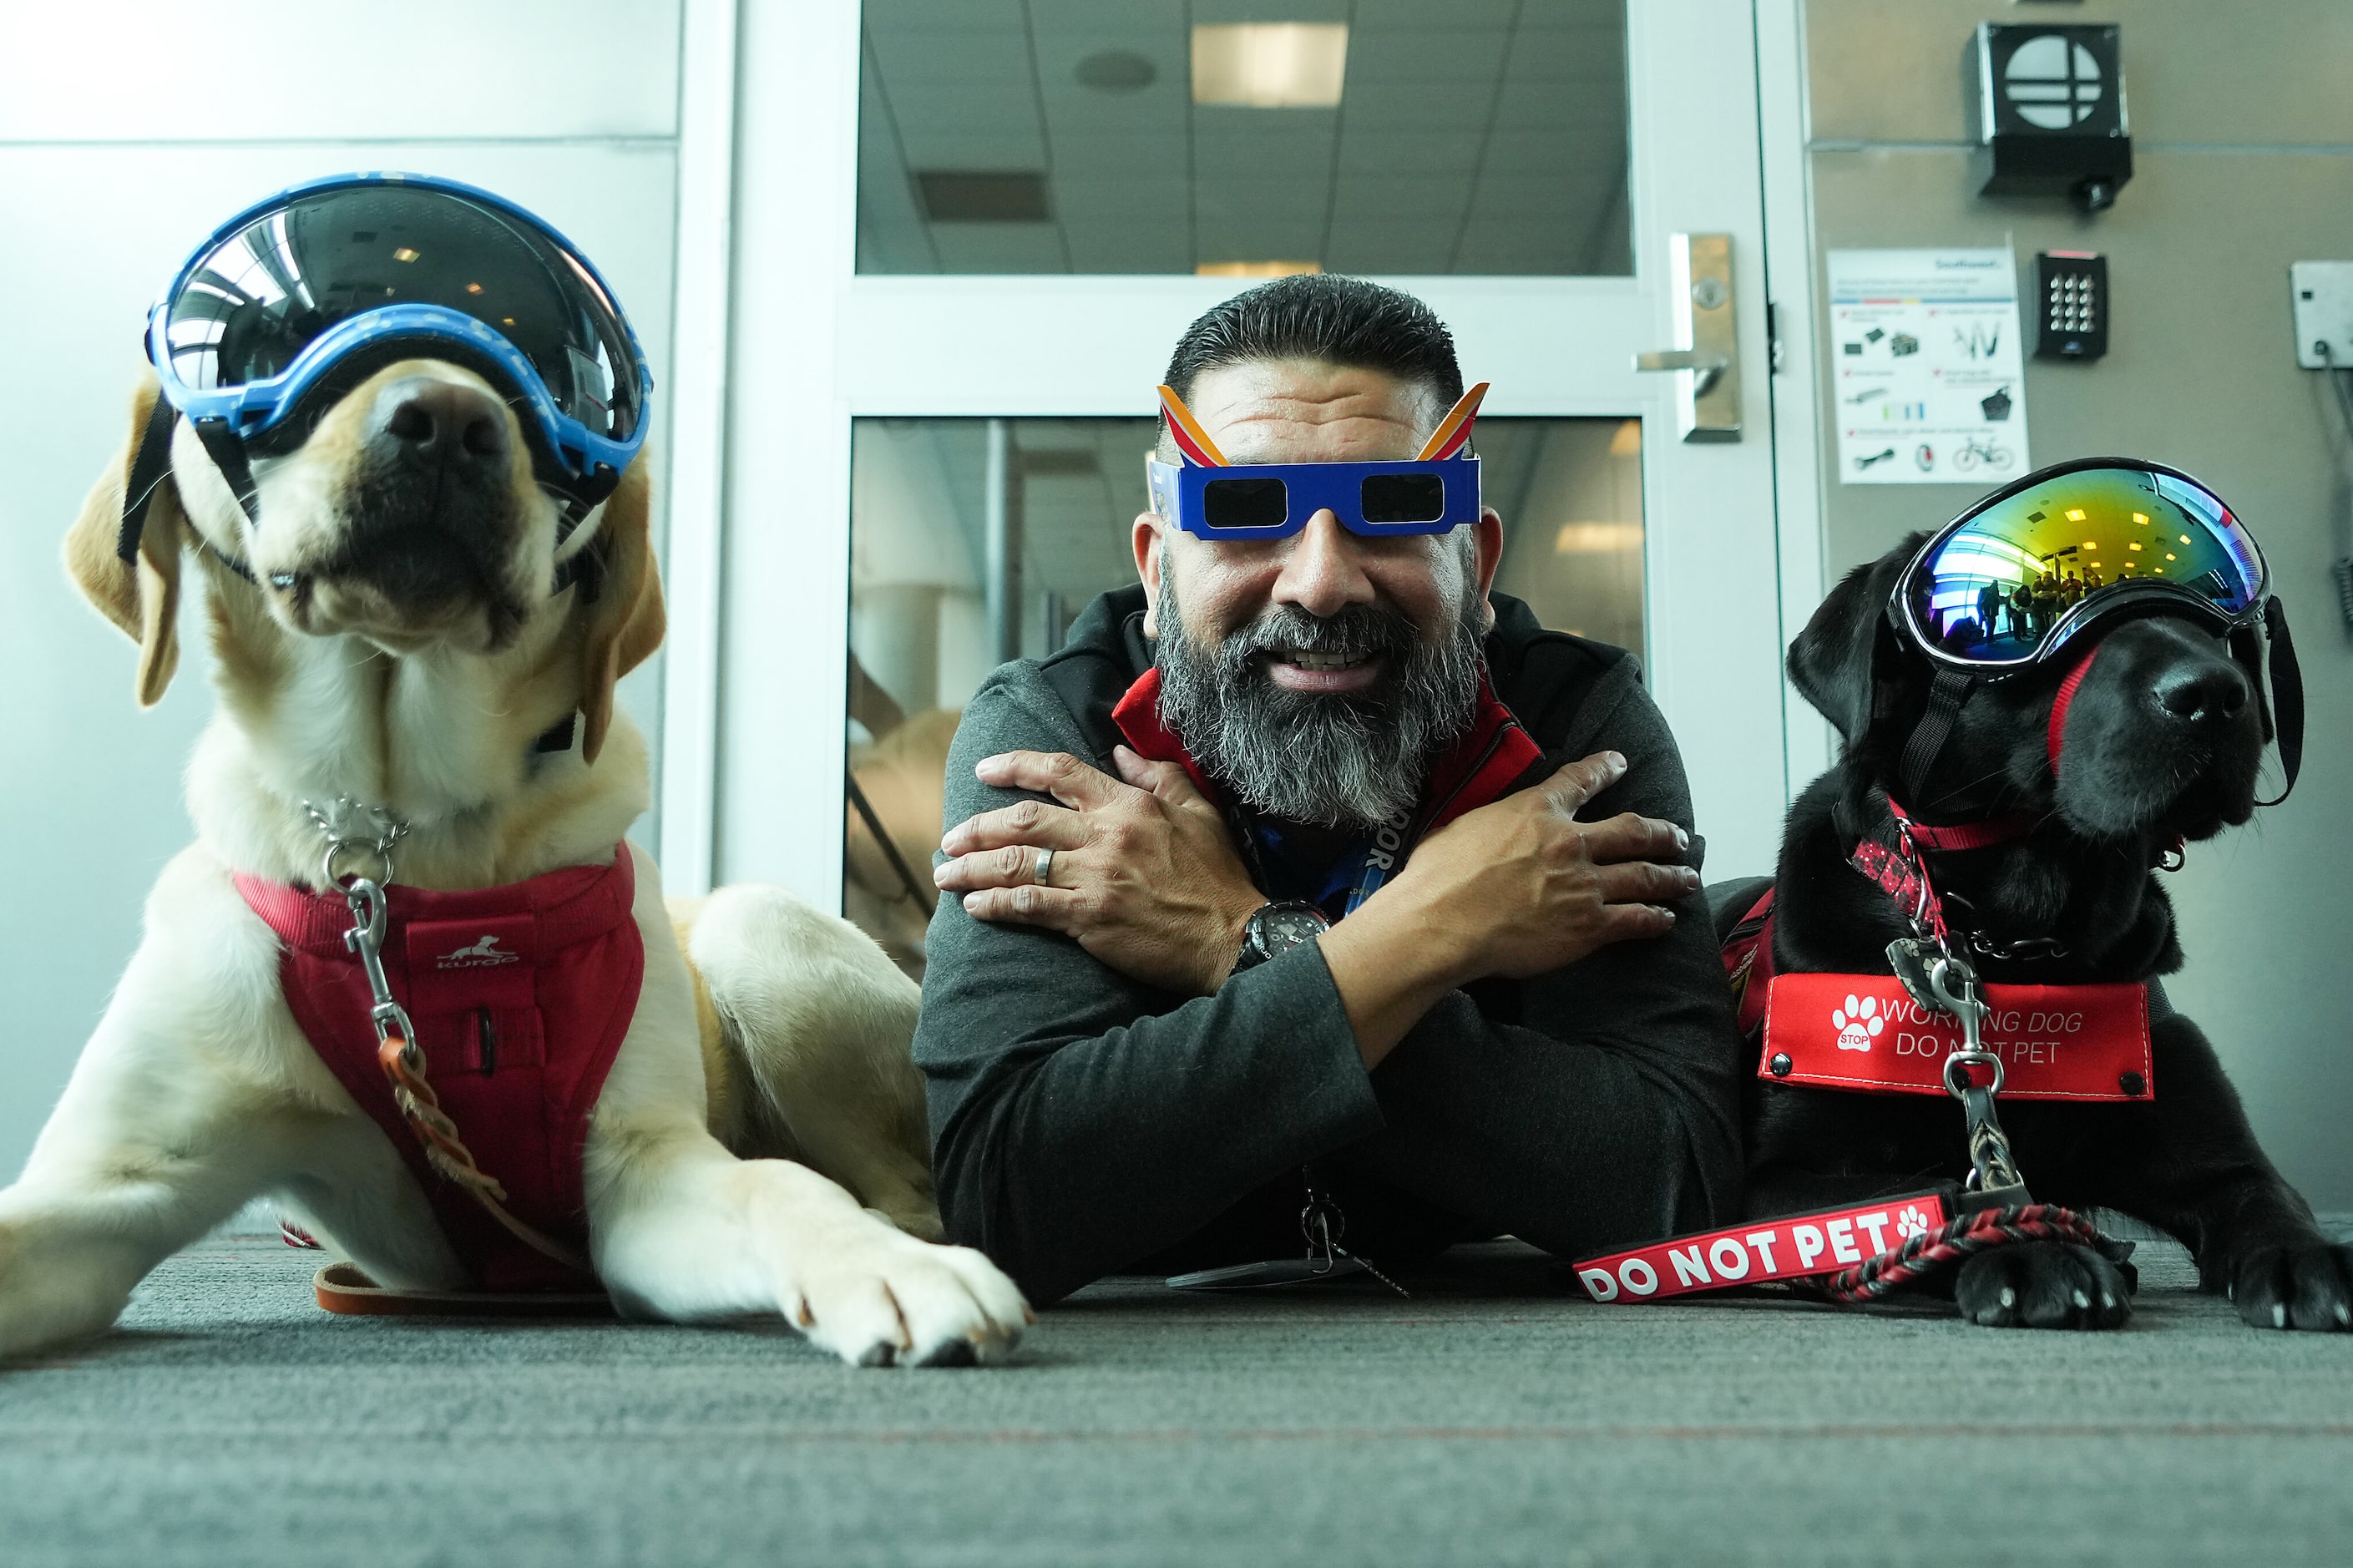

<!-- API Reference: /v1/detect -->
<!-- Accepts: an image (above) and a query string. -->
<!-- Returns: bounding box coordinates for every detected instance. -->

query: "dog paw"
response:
[789,1222,1030,1368]
[1956,1241,2133,1330]
[2227,1242,2353,1332]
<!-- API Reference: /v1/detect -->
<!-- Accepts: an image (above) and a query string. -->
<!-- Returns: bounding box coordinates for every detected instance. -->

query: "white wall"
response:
[0,3,684,1178]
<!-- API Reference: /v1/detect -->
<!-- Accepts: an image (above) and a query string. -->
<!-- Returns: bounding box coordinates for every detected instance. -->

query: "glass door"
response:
[690,0,1792,918]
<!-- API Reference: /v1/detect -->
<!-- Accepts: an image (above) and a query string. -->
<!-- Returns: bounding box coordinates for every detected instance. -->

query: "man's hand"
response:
[1318,751,1697,1066]
[1386,750,1696,983]
[936,746,1266,996]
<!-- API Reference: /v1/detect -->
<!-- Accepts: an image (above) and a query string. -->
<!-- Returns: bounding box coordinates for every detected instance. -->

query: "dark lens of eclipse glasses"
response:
[1199,477,1289,531]
[1906,463,2264,665]
[1359,472,1446,524]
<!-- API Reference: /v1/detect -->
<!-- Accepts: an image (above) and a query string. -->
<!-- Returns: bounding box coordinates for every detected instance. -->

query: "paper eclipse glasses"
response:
[1147,382,1488,540]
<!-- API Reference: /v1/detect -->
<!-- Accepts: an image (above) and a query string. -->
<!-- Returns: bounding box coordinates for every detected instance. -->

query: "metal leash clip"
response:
[1926,952,2032,1208]
[305,797,417,1060]
[1878,835,2037,1213]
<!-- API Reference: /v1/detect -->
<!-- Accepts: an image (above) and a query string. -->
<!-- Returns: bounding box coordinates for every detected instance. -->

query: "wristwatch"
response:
[1233,900,1333,974]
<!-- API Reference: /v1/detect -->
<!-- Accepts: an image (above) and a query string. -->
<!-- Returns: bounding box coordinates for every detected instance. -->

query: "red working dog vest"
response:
[235,847,645,1292]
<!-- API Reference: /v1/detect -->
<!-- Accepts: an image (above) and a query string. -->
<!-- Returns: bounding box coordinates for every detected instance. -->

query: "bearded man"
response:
[916,276,1743,1304]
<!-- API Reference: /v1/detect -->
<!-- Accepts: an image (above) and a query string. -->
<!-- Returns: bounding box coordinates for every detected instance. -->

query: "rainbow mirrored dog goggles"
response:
[1146,382,1488,540]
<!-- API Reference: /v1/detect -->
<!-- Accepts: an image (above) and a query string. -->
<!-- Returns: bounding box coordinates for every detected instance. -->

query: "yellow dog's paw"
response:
[787,1224,1030,1368]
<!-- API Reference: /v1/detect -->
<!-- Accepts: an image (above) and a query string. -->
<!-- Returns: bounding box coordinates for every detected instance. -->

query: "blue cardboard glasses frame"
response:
[1146,453,1483,540]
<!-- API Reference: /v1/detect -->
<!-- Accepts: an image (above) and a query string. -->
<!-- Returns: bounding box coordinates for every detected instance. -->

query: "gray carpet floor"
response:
[3,1222,2350,1567]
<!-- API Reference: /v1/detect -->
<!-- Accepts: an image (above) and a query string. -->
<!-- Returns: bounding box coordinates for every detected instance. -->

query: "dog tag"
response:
[1886,938,1942,1013]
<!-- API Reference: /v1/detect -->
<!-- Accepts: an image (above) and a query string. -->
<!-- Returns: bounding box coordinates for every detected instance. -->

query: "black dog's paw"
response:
[2228,1242,2353,1332]
[1956,1241,2133,1330]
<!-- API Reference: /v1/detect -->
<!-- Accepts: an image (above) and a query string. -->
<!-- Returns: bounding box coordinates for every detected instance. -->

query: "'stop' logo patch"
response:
[1832,994,1884,1052]
[438,933,522,970]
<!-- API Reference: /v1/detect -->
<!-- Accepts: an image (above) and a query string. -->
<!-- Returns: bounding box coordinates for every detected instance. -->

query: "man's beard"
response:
[1154,556,1487,832]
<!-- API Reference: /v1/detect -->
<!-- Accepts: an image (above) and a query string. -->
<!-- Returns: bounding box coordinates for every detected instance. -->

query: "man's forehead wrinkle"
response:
[1216,412,1420,466]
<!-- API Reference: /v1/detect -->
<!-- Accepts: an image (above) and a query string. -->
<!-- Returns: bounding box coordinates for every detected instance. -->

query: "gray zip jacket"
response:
[913,586,1744,1303]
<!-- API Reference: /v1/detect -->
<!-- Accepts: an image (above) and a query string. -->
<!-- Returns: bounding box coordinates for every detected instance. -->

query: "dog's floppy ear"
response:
[1786,534,1926,747]
[63,373,186,707]
[578,458,665,765]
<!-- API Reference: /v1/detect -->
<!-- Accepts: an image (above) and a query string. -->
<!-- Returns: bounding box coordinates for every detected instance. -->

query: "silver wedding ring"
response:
[1033,847,1055,887]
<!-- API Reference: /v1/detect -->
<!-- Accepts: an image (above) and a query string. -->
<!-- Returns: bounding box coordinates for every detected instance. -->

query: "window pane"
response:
[843,415,1643,975]
[857,0,1631,277]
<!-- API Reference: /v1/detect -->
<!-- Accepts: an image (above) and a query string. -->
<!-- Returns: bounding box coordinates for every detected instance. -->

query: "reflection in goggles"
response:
[1912,468,2262,661]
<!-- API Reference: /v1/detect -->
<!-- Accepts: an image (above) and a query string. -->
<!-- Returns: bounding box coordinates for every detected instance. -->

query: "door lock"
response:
[1633,233,1741,442]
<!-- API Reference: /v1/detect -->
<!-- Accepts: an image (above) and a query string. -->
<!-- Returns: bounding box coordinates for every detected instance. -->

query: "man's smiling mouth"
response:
[1263,646,1385,693]
[1284,649,1370,671]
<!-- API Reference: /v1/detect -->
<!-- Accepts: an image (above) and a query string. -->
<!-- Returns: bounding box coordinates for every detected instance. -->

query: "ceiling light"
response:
[2082,540,2097,550]
[2179,534,2192,544]
[1192,23,1348,109]
[1075,49,1156,92]
[2133,512,2148,524]
[2065,508,2086,521]
[1555,522,1644,554]
[2166,552,2176,560]
[465,282,483,294]
[1197,260,1320,278]
[2128,541,2141,550]
[914,171,1051,223]
[392,247,420,262]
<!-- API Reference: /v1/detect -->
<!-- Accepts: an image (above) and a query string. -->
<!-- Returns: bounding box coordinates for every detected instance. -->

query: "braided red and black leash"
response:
[1816,1202,2106,1303]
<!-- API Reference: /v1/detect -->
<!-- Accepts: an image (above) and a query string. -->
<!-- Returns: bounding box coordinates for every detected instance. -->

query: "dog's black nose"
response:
[372,377,509,468]
[2153,661,2249,726]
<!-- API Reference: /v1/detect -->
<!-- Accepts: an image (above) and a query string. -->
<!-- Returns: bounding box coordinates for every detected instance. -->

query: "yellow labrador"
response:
[8,361,1026,1367]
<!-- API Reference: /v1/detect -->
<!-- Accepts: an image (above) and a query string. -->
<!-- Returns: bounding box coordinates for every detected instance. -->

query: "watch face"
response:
[1260,904,1329,954]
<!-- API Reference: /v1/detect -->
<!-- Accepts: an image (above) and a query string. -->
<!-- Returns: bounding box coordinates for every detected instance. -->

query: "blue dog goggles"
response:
[140,172,650,528]
[1147,381,1488,540]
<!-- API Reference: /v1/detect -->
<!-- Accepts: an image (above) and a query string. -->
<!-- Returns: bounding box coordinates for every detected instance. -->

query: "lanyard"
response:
[1245,802,1417,921]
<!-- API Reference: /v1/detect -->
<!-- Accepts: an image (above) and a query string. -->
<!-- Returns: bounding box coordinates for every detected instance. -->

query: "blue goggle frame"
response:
[1147,453,1482,541]
[142,171,651,490]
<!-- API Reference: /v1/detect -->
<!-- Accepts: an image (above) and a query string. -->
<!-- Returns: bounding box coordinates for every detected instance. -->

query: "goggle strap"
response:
[1897,668,1974,807]
[191,417,262,527]
[1155,385,1229,468]
[117,390,181,564]
[2046,641,2103,781]
[2254,598,2303,807]
[1414,382,1489,462]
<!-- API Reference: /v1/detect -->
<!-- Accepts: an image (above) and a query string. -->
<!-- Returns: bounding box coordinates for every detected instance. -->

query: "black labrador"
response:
[1722,532,2351,1331]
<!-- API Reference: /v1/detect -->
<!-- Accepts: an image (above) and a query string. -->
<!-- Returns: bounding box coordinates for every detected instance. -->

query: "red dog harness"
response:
[236,847,644,1292]
[1582,653,2162,1305]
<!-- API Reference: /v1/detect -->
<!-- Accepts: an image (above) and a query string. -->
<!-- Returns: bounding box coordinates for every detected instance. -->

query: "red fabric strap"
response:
[2047,640,2103,779]
[1575,1191,1955,1302]
[1882,793,2034,852]
[1723,891,1777,1039]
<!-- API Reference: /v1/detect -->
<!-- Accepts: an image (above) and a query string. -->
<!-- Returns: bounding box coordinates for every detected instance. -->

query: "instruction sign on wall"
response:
[1829,248,2030,486]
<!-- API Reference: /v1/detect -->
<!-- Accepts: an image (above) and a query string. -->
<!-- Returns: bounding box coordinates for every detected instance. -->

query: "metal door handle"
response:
[1633,350,1731,397]
[1631,233,1741,442]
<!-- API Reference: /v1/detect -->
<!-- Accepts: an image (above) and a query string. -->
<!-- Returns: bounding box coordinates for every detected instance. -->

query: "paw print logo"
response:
[1895,1206,1930,1241]
[1831,994,1885,1052]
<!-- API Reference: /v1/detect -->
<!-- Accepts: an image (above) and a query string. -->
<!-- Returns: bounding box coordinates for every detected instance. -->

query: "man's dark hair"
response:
[1162,274,1464,415]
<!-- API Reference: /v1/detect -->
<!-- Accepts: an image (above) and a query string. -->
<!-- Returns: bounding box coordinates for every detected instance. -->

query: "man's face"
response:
[1131,359,1507,828]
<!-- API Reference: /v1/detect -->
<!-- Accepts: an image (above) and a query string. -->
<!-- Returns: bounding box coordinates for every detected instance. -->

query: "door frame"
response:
[662,0,1831,903]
